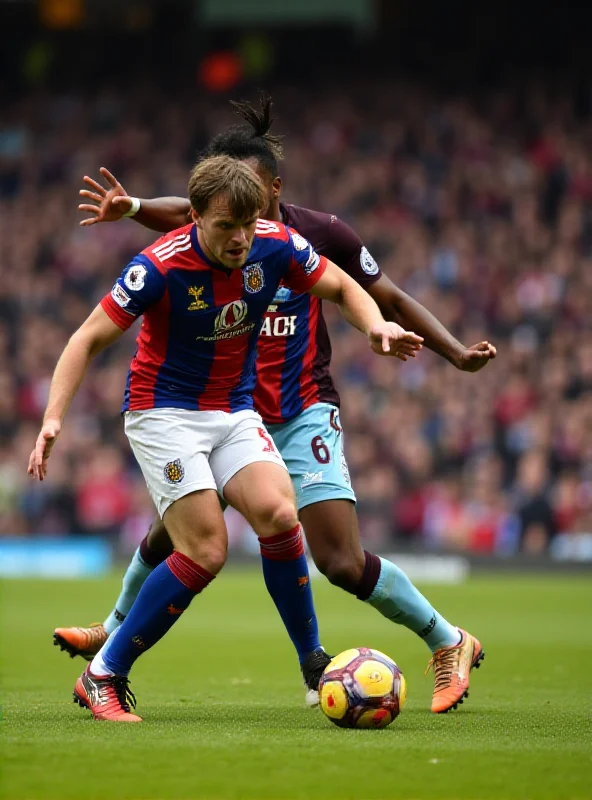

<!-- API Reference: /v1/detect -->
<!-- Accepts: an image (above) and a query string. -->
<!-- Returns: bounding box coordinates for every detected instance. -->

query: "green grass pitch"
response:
[1,570,591,800]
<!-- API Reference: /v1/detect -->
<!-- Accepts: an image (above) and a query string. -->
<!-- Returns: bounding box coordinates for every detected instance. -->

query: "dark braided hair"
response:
[202,92,284,178]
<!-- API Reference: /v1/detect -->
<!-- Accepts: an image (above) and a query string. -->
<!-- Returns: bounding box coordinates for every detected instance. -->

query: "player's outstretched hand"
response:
[457,341,497,372]
[27,421,61,481]
[79,167,132,226]
[369,323,423,360]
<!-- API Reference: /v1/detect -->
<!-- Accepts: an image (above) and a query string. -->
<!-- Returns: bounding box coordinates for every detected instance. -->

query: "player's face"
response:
[192,192,261,269]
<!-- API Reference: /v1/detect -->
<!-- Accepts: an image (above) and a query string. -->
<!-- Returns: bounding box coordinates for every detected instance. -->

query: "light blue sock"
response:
[366,558,460,653]
[103,548,154,635]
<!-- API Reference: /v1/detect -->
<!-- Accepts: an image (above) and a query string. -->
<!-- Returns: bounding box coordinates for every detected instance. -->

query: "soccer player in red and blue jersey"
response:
[56,97,495,714]
[31,155,421,721]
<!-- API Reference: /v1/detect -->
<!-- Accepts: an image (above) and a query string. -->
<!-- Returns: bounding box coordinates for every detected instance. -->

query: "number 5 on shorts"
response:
[257,427,276,453]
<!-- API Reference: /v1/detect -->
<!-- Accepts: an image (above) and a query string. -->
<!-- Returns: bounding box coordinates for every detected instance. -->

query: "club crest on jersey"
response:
[243,263,265,294]
[187,285,208,310]
[360,246,379,276]
[291,232,309,251]
[164,459,185,484]
[124,264,147,291]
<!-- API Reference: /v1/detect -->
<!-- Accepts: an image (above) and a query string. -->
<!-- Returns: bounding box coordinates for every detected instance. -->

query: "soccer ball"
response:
[318,647,406,729]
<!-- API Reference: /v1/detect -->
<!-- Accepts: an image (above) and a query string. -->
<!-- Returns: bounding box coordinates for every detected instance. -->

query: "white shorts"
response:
[124,408,286,517]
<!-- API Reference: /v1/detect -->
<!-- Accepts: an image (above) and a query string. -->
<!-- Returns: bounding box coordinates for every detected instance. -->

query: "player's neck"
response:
[263,199,282,223]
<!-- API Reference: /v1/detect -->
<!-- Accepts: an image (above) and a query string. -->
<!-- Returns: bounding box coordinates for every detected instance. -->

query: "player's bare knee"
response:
[254,499,298,536]
[322,554,363,594]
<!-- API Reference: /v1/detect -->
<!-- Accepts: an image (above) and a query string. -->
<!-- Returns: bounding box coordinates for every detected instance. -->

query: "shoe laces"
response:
[425,646,460,692]
[301,649,333,691]
[99,676,137,712]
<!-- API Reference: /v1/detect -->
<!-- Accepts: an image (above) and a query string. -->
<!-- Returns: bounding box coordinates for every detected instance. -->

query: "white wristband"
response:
[122,197,141,217]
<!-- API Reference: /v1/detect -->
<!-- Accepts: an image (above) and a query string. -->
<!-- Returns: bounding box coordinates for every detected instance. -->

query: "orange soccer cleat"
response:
[73,665,142,722]
[53,623,108,661]
[426,628,485,714]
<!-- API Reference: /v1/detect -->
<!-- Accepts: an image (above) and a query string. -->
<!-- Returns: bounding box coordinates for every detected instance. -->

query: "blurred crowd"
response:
[2,77,592,557]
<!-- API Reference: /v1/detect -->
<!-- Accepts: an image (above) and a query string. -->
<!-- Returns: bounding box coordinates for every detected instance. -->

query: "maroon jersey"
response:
[252,203,382,424]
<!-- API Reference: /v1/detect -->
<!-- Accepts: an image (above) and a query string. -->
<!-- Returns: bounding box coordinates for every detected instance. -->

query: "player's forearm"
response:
[379,289,465,367]
[132,197,192,233]
[43,333,100,424]
[337,280,385,336]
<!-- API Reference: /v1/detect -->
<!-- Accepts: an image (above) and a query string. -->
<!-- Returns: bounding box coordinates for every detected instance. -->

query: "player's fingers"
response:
[382,334,391,353]
[99,167,120,187]
[79,217,98,227]
[83,176,107,195]
[79,189,104,203]
[401,331,424,344]
[27,449,36,476]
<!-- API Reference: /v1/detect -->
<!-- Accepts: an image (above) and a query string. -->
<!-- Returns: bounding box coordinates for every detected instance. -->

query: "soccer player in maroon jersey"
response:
[56,97,494,714]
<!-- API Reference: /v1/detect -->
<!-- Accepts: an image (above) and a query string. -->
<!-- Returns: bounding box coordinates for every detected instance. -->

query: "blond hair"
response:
[188,155,266,219]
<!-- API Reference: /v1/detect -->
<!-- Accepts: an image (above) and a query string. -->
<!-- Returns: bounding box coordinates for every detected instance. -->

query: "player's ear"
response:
[272,177,282,199]
[190,208,201,227]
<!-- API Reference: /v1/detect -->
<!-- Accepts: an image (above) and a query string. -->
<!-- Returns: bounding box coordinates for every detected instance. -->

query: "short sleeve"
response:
[282,229,328,294]
[100,255,166,330]
[326,216,382,288]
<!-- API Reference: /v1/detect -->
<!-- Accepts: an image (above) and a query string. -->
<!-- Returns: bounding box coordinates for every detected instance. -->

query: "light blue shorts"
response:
[267,403,356,510]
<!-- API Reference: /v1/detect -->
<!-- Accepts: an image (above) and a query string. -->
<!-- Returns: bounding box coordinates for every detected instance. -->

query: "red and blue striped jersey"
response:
[100,220,327,413]
[252,203,382,424]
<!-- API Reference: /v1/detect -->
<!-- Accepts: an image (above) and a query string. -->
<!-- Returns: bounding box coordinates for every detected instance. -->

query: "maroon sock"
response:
[355,550,382,601]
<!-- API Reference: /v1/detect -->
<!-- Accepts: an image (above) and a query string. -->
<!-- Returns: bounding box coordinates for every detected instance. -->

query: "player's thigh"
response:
[299,499,365,584]
[162,489,228,574]
[210,411,297,536]
[124,408,220,520]
[268,403,357,513]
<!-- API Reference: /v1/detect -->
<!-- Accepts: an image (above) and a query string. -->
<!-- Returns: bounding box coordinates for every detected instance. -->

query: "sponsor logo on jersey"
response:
[291,232,309,251]
[124,263,147,291]
[304,250,321,275]
[164,458,185,484]
[301,471,324,489]
[187,285,208,310]
[273,286,292,303]
[111,284,131,308]
[260,315,297,337]
[360,246,379,275]
[196,300,256,341]
[243,262,265,294]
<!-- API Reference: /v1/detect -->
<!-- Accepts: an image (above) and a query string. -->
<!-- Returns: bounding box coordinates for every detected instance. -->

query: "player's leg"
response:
[74,409,225,721]
[274,403,484,713]
[211,412,331,700]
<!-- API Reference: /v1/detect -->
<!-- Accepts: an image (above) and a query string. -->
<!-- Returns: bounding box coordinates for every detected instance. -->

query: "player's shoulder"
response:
[283,202,334,230]
[139,224,194,273]
[254,218,290,243]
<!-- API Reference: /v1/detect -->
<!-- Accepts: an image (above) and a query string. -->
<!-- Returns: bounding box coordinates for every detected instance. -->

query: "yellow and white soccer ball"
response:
[318,647,406,729]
